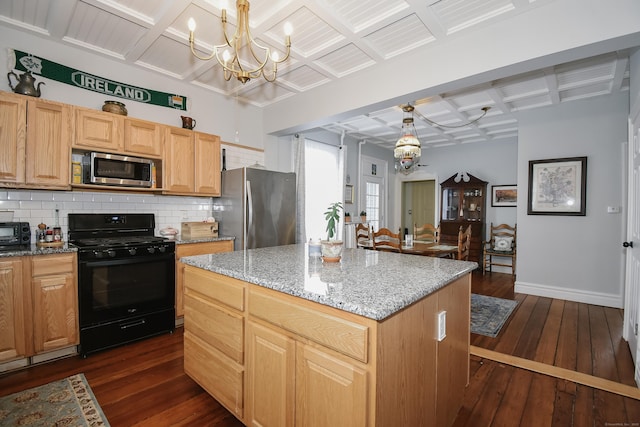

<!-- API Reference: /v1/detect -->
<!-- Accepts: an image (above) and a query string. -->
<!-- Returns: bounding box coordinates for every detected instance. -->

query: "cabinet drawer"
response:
[184,292,244,363]
[31,253,75,277]
[177,240,233,257]
[184,266,244,312]
[184,331,243,419]
[249,288,369,363]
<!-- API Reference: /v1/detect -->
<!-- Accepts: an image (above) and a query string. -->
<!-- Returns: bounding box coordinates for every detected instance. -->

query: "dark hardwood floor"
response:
[1,270,639,426]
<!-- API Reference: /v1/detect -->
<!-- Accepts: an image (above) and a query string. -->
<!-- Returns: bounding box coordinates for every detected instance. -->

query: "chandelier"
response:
[394,105,421,174]
[187,0,292,84]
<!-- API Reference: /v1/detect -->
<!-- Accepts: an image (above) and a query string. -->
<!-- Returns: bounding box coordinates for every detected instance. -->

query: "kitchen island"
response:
[180,244,476,427]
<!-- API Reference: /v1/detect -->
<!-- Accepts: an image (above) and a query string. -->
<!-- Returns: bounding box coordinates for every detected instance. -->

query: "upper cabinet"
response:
[73,107,123,152]
[439,173,487,263]
[73,107,162,158]
[0,92,71,189]
[164,127,221,196]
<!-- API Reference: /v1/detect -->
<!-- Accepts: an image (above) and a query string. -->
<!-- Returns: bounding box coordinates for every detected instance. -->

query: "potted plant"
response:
[321,202,343,262]
[345,212,351,223]
[360,210,367,222]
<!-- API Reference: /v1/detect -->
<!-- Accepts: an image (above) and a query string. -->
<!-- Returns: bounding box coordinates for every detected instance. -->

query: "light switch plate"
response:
[437,311,446,341]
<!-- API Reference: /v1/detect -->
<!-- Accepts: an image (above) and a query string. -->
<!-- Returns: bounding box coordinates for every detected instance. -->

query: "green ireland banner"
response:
[10,49,187,111]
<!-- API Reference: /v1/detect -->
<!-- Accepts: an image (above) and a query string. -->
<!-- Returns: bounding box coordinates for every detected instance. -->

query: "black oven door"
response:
[78,252,175,328]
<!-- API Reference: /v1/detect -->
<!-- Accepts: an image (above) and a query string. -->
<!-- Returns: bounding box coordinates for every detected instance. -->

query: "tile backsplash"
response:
[0,190,213,243]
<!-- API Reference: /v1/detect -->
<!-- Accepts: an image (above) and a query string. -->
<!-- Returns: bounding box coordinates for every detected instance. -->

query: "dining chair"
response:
[457,225,472,261]
[414,223,440,243]
[355,223,371,248]
[372,227,403,253]
[482,223,516,276]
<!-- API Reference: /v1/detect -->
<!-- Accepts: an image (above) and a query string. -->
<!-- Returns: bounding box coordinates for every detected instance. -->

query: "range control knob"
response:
[107,250,116,258]
[158,245,166,253]
[93,250,104,259]
[147,246,155,254]
[128,248,137,255]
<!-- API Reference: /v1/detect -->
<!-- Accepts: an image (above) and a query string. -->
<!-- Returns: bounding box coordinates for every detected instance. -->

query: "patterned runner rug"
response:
[471,293,518,338]
[0,373,109,426]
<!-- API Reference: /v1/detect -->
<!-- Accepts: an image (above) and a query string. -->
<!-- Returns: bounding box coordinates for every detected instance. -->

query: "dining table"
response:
[358,239,459,258]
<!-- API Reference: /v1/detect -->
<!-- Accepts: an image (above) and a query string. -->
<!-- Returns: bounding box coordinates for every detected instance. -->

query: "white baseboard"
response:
[515,280,623,308]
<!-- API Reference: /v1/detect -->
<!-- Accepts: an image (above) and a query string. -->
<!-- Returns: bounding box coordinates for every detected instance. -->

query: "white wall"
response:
[516,92,629,308]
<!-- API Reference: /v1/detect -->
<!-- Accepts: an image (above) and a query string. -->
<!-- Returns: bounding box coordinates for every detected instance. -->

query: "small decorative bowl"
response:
[102,100,128,116]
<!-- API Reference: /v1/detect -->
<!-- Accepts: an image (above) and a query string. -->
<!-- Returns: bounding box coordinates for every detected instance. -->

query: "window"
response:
[304,139,343,241]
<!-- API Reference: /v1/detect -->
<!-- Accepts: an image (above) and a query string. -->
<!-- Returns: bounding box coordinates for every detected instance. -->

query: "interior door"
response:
[624,98,640,385]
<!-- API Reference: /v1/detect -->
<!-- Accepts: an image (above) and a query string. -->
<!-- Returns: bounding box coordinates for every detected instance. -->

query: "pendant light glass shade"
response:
[394,105,421,174]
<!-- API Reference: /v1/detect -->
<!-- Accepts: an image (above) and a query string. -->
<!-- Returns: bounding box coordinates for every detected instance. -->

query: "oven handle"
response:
[120,318,146,330]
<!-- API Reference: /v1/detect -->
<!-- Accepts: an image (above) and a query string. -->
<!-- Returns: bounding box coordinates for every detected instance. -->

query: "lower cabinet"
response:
[0,253,79,366]
[183,266,471,427]
[175,240,234,318]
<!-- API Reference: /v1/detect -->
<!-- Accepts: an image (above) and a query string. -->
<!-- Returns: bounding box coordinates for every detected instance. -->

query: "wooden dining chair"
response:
[372,227,403,253]
[414,223,440,243]
[457,225,472,261]
[482,223,516,276]
[355,223,371,248]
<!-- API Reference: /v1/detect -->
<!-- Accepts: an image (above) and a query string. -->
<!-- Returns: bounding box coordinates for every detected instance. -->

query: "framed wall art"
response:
[527,156,587,216]
[491,185,517,207]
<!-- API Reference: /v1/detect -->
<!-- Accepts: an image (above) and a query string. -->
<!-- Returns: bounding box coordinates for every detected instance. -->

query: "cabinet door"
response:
[176,241,233,318]
[296,344,368,427]
[124,117,162,157]
[194,131,221,196]
[164,127,194,193]
[32,272,78,353]
[0,93,26,184]
[0,258,29,362]
[246,322,295,427]
[25,99,72,187]
[74,107,123,151]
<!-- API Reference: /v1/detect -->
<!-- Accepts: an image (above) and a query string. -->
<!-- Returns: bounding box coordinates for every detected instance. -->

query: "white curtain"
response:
[304,139,343,241]
[294,135,306,244]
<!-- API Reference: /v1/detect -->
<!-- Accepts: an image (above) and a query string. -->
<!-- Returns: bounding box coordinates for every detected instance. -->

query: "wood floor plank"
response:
[493,295,538,355]
[589,305,620,382]
[604,306,637,387]
[513,296,551,360]
[573,384,595,427]
[519,373,556,427]
[490,366,532,426]
[576,302,594,376]
[555,300,578,371]
[534,299,564,365]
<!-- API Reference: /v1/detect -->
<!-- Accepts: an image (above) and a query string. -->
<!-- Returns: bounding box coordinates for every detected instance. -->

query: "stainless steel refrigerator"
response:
[214,167,296,251]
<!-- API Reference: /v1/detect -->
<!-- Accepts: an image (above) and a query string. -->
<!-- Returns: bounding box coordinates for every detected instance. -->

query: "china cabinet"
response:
[439,173,487,263]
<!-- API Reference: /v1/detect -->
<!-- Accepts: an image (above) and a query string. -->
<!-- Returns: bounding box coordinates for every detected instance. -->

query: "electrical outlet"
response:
[437,311,446,341]
[607,206,620,214]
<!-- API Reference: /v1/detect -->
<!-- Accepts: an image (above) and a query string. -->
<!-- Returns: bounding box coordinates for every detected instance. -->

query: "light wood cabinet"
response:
[164,127,221,196]
[74,108,163,158]
[31,253,78,354]
[74,107,123,152]
[183,268,246,419]
[183,265,471,427]
[0,92,71,189]
[124,117,163,157]
[0,258,29,362]
[0,253,78,365]
[175,240,233,318]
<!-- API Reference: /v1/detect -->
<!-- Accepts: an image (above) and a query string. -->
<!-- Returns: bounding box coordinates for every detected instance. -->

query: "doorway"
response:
[401,180,437,235]
[360,155,387,232]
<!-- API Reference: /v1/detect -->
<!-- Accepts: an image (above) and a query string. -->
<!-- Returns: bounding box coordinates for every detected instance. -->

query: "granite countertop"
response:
[0,243,78,258]
[181,244,477,321]
[174,236,235,245]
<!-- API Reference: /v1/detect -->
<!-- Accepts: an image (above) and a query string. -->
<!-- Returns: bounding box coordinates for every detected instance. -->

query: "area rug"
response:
[0,373,110,426]
[471,294,518,338]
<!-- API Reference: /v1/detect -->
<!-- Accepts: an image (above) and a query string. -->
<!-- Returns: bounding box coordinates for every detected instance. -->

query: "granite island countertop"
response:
[180,244,477,321]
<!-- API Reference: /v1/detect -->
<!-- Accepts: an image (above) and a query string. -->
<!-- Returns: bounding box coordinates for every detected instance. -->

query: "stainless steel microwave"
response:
[82,152,153,187]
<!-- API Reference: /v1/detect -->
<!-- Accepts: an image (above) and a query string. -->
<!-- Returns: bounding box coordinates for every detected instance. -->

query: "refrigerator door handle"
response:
[246,179,253,250]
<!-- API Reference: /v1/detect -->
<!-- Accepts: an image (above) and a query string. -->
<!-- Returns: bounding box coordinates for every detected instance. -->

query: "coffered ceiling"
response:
[0,0,633,150]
